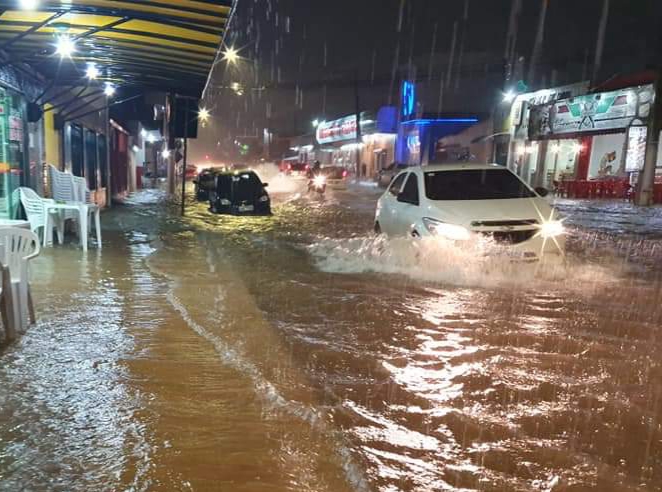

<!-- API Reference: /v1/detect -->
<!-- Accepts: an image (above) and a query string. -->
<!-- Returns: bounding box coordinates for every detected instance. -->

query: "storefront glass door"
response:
[0,87,26,218]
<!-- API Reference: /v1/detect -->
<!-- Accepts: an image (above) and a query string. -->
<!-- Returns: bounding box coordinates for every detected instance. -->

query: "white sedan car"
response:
[374,164,565,260]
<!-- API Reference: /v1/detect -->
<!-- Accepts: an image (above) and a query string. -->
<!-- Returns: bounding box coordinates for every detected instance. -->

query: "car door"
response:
[395,172,421,236]
[379,171,408,235]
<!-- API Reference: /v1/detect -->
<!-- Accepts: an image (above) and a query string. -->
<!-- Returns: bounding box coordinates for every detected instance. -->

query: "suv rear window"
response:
[424,169,535,200]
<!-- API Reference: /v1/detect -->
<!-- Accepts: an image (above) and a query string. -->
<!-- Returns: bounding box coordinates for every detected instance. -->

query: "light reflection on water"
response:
[0,188,661,491]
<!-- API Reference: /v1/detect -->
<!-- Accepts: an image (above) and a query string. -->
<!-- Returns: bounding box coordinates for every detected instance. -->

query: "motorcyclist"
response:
[308,160,325,193]
[309,160,322,178]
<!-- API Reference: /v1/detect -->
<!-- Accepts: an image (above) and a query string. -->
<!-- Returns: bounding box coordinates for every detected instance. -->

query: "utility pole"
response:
[181,97,189,216]
[527,0,549,88]
[105,97,112,208]
[635,76,662,206]
[592,0,610,83]
[354,69,362,178]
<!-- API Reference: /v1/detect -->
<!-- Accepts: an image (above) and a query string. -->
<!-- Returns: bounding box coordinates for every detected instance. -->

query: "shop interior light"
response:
[140,129,147,138]
[132,145,140,153]
[19,0,38,10]
[85,63,99,80]
[550,143,561,154]
[103,83,116,97]
[147,134,156,143]
[312,119,319,128]
[55,34,75,58]
[573,143,584,154]
[161,148,171,158]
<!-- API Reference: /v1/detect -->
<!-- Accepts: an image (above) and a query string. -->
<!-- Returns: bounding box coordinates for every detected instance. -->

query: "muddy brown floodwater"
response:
[1,179,662,492]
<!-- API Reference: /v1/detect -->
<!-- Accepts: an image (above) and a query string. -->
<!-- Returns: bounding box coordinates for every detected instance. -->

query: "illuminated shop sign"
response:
[401,80,416,120]
[529,84,654,138]
[316,113,373,144]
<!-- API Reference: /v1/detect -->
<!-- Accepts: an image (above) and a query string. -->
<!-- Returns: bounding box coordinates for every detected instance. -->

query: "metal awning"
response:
[0,0,235,96]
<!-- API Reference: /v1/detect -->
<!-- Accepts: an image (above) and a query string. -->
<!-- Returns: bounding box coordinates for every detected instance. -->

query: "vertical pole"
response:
[105,97,111,208]
[635,78,661,206]
[181,98,189,216]
[165,94,175,196]
[592,0,610,83]
[354,69,362,178]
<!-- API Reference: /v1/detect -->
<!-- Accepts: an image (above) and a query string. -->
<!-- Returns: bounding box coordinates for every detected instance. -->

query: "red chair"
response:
[576,180,589,199]
[654,183,662,204]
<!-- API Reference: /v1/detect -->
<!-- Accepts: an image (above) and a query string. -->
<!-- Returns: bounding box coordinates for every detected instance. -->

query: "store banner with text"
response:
[529,84,654,139]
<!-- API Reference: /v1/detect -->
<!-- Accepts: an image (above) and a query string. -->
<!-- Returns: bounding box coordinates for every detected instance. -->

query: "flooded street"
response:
[2,181,662,491]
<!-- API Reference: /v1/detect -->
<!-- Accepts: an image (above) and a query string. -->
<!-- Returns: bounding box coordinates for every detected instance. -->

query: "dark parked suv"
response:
[209,170,271,215]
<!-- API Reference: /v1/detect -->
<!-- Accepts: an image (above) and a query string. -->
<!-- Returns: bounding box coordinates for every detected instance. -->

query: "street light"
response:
[222,46,239,64]
[19,0,38,9]
[162,148,171,158]
[198,107,210,123]
[85,63,99,80]
[55,34,75,58]
[103,82,115,97]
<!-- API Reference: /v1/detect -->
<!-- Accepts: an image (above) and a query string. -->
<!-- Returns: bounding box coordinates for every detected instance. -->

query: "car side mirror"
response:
[262,182,269,187]
[534,186,549,197]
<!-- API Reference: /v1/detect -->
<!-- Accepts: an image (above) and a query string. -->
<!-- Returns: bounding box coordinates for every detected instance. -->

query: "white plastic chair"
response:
[19,187,64,246]
[0,262,17,342]
[48,164,77,222]
[72,176,102,250]
[0,229,40,333]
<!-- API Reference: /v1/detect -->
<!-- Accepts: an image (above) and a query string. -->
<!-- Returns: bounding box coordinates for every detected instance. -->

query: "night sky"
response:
[194,0,661,161]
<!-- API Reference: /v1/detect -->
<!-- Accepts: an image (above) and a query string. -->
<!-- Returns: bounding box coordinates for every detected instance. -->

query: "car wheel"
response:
[374,222,382,234]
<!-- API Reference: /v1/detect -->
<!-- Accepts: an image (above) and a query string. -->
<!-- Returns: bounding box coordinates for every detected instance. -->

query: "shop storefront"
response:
[0,75,45,218]
[314,108,397,178]
[517,82,658,199]
[504,82,589,185]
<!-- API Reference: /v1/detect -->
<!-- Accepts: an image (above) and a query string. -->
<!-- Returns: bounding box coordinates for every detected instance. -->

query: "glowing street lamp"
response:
[198,107,210,123]
[161,148,171,159]
[85,63,99,80]
[55,34,75,58]
[222,46,239,64]
[103,82,115,97]
[19,0,38,10]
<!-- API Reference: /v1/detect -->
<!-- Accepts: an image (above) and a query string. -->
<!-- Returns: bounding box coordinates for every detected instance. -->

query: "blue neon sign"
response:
[402,81,416,119]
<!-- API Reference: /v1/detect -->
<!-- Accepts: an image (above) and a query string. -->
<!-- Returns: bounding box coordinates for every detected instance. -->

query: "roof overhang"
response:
[0,0,235,97]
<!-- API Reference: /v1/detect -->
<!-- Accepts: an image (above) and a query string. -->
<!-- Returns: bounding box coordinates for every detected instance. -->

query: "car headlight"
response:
[313,175,326,187]
[422,217,471,240]
[259,194,269,202]
[539,220,564,238]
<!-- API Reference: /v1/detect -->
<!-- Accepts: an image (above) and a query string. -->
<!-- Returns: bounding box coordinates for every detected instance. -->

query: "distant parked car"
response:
[209,170,271,215]
[280,161,309,176]
[320,166,349,189]
[194,168,220,201]
[376,162,409,187]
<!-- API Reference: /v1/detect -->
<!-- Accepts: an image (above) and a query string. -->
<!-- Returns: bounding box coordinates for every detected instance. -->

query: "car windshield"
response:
[424,169,536,200]
[233,173,262,201]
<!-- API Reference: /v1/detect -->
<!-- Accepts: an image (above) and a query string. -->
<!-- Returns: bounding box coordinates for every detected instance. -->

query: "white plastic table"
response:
[0,219,30,229]
[43,202,101,251]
